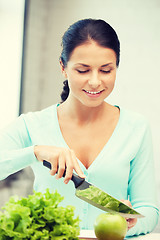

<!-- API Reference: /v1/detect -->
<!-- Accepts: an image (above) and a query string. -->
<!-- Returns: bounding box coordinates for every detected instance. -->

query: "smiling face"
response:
[61,41,117,108]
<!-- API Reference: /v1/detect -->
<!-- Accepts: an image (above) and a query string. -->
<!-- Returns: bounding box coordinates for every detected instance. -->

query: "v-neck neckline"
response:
[53,104,122,171]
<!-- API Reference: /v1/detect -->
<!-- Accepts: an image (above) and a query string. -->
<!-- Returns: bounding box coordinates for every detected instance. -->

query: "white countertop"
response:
[127,233,160,240]
[79,230,160,239]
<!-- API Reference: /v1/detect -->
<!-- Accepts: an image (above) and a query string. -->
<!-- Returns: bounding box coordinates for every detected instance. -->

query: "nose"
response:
[88,72,101,89]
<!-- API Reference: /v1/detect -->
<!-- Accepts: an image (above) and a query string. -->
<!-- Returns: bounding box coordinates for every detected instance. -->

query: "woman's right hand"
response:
[34,145,85,184]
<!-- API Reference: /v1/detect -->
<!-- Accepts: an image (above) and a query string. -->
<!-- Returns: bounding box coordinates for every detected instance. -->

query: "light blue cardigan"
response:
[0,104,159,237]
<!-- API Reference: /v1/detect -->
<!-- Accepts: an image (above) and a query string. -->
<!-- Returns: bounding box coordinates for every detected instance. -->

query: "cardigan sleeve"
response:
[126,121,159,237]
[0,115,37,180]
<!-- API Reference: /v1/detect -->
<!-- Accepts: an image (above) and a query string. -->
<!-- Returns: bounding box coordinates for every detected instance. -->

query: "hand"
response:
[34,145,86,184]
[120,200,137,230]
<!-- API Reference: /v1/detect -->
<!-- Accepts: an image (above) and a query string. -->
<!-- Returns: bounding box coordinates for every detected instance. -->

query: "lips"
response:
[83,89,104,95]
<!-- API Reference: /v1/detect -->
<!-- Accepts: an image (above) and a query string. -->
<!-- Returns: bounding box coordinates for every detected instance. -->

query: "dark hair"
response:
[60,18,120,102]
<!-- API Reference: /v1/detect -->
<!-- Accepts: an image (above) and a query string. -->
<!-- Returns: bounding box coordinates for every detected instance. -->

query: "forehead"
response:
[68,41,117,66]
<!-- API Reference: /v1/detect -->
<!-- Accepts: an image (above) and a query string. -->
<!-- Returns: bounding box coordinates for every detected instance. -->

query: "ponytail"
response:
[60,80,70,102]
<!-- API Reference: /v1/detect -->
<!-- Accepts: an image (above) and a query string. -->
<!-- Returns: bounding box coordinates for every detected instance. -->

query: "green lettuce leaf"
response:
[0,189,80,239]
[76,185,138,214]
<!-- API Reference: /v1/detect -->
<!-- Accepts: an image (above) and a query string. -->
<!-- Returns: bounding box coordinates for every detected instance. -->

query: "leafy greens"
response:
[0,189,80,240]
[76,185,138,215]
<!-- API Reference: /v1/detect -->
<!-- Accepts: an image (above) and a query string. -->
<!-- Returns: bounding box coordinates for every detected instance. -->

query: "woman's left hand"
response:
[120,200,137,230]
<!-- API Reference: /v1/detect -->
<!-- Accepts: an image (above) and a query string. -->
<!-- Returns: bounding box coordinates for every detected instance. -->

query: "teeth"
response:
[85,90,102,94]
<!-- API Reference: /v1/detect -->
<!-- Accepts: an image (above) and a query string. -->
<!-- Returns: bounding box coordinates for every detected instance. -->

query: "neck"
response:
[58,98,108,124]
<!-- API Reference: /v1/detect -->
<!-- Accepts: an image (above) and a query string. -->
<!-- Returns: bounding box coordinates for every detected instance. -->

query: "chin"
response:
[81,99,105,108]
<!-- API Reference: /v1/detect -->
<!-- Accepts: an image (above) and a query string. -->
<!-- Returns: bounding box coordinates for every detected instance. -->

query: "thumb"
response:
[71,150,86,178]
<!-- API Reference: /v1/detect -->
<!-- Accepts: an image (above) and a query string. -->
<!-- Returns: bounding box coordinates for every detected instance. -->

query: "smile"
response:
[83,90,104,95]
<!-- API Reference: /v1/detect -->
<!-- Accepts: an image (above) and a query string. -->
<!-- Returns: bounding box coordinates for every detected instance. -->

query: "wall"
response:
[0,0,24,129]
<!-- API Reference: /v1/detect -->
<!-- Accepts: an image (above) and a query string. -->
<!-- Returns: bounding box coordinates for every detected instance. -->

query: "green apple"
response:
[94,213,128,240]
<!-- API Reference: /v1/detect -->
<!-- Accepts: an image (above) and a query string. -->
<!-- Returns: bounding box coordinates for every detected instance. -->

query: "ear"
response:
[60,60,68,78]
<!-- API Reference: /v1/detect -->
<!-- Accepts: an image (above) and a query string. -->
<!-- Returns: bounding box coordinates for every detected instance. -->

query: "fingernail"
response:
[64,180,68,184]
[80,174,86,178]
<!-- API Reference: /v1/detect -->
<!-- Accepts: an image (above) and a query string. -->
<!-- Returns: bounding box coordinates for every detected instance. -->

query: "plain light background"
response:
[0,0,24,129]
[0,0,159,229]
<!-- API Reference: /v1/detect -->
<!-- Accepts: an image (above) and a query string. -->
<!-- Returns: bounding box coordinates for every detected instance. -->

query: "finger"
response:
[120,199,132,207]
[127,218,137,230]
[56,153,66,179]
[63,150,74,184]
[50,159,58,176]
[71,150,86,178]
[125,200,132,207]
[64,166,73,184]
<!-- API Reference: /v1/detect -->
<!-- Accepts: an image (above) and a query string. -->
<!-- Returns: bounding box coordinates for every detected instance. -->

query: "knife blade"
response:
[43,160,144,218]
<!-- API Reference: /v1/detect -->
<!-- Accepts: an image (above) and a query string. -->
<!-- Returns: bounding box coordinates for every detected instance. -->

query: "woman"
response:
[0,19,159,237]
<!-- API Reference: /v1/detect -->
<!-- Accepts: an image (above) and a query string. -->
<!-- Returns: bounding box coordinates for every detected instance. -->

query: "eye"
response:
[100,70,111,74]
[76,69,89,74]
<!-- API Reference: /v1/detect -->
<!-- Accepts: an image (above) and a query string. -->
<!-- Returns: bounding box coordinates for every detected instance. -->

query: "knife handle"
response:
[43,160,85,188]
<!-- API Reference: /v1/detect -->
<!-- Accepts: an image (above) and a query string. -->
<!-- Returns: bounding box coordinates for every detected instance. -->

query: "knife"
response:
[43,160,144,218]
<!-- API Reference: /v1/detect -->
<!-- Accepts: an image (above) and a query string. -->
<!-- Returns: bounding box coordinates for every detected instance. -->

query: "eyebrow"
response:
[75,63,113,67]
[101,63,113,67]
[75,63,89,67]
